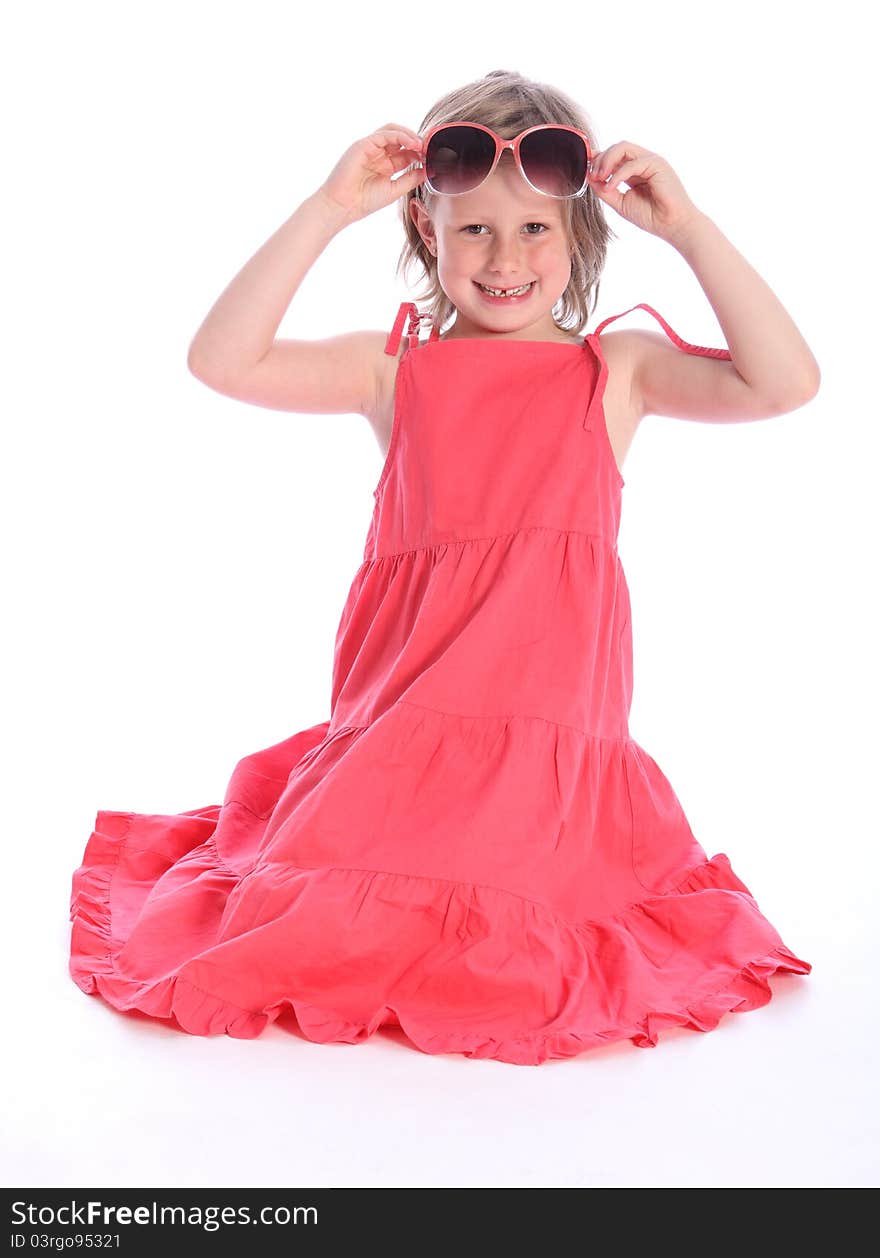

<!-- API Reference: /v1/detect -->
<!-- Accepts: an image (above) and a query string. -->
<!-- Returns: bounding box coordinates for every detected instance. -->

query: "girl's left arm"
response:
[589,144,821,422]
[665,211,822,412]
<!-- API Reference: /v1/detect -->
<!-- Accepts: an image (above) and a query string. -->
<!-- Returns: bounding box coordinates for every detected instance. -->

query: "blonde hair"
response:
[396,69,616,337]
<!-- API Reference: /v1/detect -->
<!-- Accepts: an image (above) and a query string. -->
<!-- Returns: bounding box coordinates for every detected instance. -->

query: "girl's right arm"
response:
[187,124,425,420]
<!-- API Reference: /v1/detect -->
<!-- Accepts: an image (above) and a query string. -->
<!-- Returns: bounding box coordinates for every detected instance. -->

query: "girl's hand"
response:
[588,142,702,244]
[317,124,426,224]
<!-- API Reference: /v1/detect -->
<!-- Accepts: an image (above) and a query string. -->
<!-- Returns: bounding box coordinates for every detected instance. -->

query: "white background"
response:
[3,0,878,1189]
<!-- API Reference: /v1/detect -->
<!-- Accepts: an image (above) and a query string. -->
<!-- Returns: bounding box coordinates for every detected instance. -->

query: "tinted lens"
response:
[520,127,587,197]
[425,125,496,194]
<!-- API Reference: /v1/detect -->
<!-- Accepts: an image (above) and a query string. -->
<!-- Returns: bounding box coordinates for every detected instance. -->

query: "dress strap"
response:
[384,301,440,356]
[581,302,732,430]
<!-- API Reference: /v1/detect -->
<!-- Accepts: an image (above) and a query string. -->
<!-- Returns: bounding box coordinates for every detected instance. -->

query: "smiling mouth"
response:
[473,280,536,297]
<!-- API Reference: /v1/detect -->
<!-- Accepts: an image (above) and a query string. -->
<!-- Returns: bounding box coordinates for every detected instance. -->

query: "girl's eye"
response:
[462,223,548,235]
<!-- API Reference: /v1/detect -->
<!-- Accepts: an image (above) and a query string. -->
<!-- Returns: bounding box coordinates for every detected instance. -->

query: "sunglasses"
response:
[418,122,594,200]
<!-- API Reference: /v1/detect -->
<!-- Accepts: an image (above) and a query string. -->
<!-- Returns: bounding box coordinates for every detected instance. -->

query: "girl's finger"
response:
[591,143,646,183]
[591,146,624,179]
[388,148,420,169]
[592,158,639,187]
[378,126,424,151]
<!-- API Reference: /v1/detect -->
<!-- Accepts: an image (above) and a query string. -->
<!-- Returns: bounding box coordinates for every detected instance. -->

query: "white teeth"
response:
[478,281,533,297]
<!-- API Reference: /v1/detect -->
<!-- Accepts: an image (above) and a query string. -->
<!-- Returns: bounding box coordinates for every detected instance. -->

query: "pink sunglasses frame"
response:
[416,121,595,200]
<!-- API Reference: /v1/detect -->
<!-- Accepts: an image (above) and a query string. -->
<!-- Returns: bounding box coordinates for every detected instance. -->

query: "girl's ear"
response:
[409,196,437,257]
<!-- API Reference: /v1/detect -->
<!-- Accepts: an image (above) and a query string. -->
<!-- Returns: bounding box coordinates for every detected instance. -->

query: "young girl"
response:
[69,71,818,1067]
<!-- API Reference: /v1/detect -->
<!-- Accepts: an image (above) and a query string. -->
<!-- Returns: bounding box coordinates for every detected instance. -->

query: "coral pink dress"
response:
[69,300,811,1066]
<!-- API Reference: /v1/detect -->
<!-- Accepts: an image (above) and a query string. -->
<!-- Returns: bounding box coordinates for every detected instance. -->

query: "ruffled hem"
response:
[72,943,810,1068]
[70,813,811,1067]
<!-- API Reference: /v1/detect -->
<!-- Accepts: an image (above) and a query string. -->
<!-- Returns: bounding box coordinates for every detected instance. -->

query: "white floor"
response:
[4,814,874,1188]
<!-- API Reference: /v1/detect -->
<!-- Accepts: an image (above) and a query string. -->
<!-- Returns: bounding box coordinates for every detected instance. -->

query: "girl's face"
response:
[410,152,574,339]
